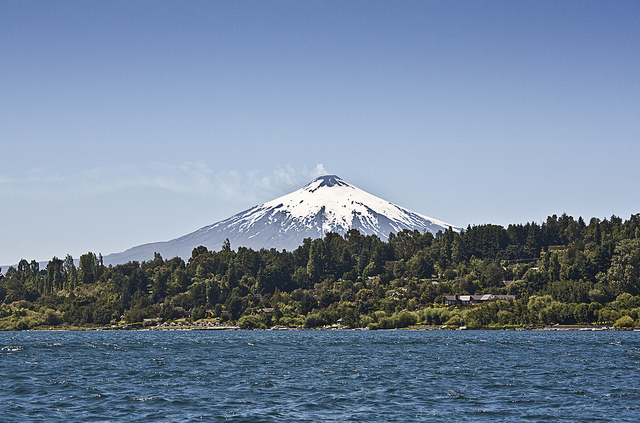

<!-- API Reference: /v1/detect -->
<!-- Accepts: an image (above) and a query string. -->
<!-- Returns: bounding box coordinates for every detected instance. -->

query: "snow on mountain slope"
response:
[102,175,460,265]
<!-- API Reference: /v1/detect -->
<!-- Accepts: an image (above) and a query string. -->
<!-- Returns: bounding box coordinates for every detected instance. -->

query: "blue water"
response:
[1,330,638,422]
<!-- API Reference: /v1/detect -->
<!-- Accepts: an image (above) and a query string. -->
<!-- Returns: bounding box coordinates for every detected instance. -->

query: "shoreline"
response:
[7,323,639,332]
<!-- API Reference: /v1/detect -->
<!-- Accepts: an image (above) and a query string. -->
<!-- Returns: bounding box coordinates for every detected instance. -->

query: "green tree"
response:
[46,257,64,293]
[614,315,634,328]
[608,239,640,295]
[79,252,101,285]
[63,255,77,290]
[307,239,325,284]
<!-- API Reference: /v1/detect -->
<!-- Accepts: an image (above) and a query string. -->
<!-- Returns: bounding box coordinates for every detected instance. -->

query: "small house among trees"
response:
[443,294,516,306]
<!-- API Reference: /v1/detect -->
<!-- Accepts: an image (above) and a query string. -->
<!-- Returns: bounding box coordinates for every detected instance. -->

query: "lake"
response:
[1,330,638,422]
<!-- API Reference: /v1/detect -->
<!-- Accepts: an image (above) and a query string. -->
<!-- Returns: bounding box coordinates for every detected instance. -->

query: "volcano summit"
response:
[103,175,460,265]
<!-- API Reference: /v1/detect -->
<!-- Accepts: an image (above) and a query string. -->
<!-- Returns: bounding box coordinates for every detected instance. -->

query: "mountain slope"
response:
[103,175,460,265]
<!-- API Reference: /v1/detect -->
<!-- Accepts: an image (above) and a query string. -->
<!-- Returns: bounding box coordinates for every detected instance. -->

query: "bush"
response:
[445,315,461,327]
[394,310,418,328]
[359,315,373,328]
[43,309,62,326]
[614,315,635,328]
[16,318,30,331]
[238,315,265,329]
[123,307,148,323]
[191,306,206,321]
[465,318,482,329]
[278,316,304,327]
[371,311,418,329]
[304,312,327,328]
[92,307,114,325]
[378,316,395,329]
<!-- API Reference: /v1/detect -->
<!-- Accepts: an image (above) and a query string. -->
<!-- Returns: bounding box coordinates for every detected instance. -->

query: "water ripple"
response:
[1,330,639,421]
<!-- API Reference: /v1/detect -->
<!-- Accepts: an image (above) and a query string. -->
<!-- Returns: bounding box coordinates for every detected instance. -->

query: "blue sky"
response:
[1,1,639,265]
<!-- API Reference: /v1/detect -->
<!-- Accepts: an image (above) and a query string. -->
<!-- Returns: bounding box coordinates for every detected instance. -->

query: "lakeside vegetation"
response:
[1,213,640,331]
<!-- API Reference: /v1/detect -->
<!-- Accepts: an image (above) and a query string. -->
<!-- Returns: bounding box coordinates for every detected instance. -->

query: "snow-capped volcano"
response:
[103,175,460,265]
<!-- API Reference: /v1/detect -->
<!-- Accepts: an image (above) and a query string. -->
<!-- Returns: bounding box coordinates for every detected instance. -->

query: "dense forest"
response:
[1,213,640,331]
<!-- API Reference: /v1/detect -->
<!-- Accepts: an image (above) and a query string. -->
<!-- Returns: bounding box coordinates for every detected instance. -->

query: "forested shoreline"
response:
[1,213,640,331]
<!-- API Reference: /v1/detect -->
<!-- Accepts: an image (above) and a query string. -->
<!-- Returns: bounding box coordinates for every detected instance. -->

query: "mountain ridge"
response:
[102,175,460,265]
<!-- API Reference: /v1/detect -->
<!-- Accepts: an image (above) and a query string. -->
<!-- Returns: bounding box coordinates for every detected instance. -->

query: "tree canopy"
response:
[1,213,640,330]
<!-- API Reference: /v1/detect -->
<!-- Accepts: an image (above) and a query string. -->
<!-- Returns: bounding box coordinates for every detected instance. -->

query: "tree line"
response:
[1,213,639,330]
